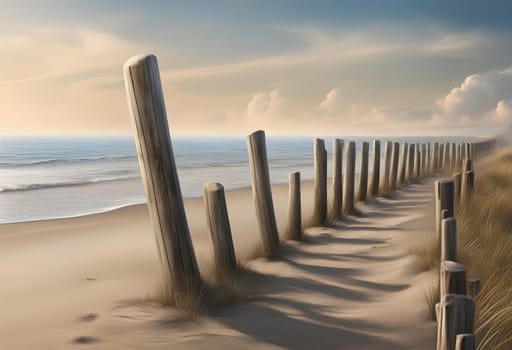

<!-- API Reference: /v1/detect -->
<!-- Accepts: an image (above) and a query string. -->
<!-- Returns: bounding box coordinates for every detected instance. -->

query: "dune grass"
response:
[414,148,512,349]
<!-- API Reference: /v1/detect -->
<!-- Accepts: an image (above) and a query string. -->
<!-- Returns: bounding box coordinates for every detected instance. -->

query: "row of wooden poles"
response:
[434,138,496,350]
[123,53,496,307]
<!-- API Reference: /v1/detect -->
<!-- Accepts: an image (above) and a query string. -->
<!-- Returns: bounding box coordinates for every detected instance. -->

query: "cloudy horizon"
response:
[1,0,512,137]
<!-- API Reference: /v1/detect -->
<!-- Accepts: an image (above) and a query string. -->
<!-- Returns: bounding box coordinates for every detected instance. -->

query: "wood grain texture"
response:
[398,142,408,186]
[332,139,344,219]
[247,130,280,257]
[123,54,201,295]
[380,141,392,192]
[455,334,475,350]
[440,261,467,299]
[441,218,457,263]
[389,142,399,191]
[203,182,237,272]
[313,138,327,224]
[369,140,381,196]
[437,294,475,350]
[343,141,356,215]
[287,171,302,240]
[358,141,369,201]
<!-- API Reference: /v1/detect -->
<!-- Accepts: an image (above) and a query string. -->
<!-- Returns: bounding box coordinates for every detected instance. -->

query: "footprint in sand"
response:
[72,336,99,344]
[79,313,98,322]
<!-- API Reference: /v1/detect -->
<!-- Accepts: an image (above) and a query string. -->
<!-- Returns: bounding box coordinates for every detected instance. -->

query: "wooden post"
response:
[456,334,476,350]
[369,140,381,196]
[421,143,427,178]
[440,261,467,299]
[451,143,456,170]
[389,142,400,191]
[441,218,457,262]
[440,144,445,171]
[287,172,302,240]
[456,144,461,170]
[443,142,450,171]
[343,141,356,215]
[427,142,431,176]
[332,139,344,218]
[358,141,369,201]
[437,294,475,350]
[398,142,408,186]
[406,143,416,183]
[203,182,237,272]
[124,54,201,298]
[247,130,280,257]
[461,170,475,204]
[313,138,327,224]
[433,142,440,173]
[436,179,455,237]
[467,278,480,298]
[453,173,461,201]
[380,141,392,193]
[414,144,421,181]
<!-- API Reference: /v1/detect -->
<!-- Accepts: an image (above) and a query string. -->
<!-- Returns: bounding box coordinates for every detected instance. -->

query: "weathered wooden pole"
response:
[380,141,392,193]
[332,139,344,218]
[451,143,456,170]
[358,141,369,202]
[427,142,432,176]
[247,130,280,257]
[441,218,457,262]
[414,144,421,181]
[453,172,461,202]
[435,179,455,237]
[398,142,408,186]
[369,140,381,196]
[443,142,450,171]
[440,261,467,299]
[456,144,461,170]
[437,294,475,350]
[287,171,302,240]
[389,142,400,191]
[313,138,327,225]
[421,143,427,178]
[467,278,480,298]
[203,182,237,272]
[406,143,416,183]
[439,143,445,171]
[455,334,476,350]
[461,171,474,204]
[343,141,356,215]
[433,142,440,173]
[124,54,201,298]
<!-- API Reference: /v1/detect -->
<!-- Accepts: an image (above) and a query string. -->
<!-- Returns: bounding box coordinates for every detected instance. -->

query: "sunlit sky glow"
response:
[1,0,512,137]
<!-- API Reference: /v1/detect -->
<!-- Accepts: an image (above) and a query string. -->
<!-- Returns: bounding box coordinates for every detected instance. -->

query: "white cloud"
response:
[435,67,512,126]
[318,89,339,111]
[246,89,283,128]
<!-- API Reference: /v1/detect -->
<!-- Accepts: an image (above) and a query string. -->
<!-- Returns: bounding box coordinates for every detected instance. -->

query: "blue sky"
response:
[1,0,512,136]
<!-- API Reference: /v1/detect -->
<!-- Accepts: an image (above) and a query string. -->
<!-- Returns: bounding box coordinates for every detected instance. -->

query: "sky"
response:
[1,0,512,137]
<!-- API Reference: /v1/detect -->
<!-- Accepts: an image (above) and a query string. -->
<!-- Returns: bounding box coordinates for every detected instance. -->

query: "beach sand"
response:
[0,179,437,349]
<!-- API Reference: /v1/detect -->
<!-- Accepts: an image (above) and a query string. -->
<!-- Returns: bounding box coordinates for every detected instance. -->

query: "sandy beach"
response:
[0,178,437,349]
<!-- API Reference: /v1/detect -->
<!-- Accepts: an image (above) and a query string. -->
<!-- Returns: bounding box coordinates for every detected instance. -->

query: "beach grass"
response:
[414,148,512,349]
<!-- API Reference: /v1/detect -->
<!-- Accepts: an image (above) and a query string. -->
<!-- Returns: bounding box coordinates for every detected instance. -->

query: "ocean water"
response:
[0,135,475,223]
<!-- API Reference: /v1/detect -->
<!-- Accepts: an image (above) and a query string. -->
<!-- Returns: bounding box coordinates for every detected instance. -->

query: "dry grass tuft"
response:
[413,148,512,349]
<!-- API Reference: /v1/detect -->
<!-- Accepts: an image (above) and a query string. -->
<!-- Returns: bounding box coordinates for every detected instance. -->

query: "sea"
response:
[0,135,476,224]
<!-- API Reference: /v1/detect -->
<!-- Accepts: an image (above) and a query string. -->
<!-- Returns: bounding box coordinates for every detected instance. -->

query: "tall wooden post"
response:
[124,54,201,298]
[414,144,421,181]
[398,142,408,186]
[406,143,415,183]
[439,144,445,171]
[433,142,439,173]
[427,142,431,176]
[380,141,392,193]
[332,139,344,218]
[453,173,461,201]
[247,130,280,257]
[437,294,475,350]
[343,141,356,215]
[461,171,475,204]
[456,334,475,350]
[313,138,327,224]
[389,142,400,191]
[369,140,381,196]
[441,218,457,262]
[358,141,369,201]
[203,182,237,272]
[435,179,455,237]
[440,261,467,298]
[287,172,302,240]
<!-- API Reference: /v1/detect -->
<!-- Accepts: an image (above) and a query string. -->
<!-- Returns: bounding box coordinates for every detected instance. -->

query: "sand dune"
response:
[0,179,437,349]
